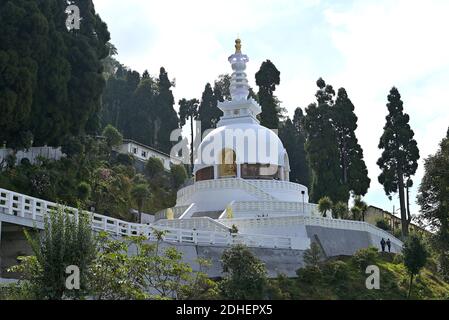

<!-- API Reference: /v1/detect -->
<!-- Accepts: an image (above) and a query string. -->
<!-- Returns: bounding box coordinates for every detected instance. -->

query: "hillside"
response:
[269,250,449,300]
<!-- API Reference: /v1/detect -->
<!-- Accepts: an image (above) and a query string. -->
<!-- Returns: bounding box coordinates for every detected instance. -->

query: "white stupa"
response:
[154,39,402,254]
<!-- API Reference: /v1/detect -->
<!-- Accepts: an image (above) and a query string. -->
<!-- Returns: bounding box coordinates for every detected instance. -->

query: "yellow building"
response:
[365,205,428,235]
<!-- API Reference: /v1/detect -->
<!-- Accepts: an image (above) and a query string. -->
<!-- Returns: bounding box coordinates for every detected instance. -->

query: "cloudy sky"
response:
[93,0,449,216]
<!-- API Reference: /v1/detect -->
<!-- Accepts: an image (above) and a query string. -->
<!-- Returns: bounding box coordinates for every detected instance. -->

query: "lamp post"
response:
[301,190,305,214]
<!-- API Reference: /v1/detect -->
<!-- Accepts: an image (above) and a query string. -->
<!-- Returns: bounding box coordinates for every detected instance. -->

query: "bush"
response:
[322,260,351,284]
[353,247,379,272]
[146,157,165,178]
[77,182,91,201]
[171,164,188,188]
[116,153,134,166]
[102,124,123,148]
[376,218,391,231]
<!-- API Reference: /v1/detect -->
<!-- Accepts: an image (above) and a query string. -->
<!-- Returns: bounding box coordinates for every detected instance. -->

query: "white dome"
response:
[193,122,288,174]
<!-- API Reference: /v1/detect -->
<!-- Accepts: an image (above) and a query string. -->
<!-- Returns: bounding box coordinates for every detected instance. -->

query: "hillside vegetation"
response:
[270,249,449,300]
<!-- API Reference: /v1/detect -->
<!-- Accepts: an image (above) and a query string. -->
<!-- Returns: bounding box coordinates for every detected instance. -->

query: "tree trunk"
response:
[397,170,408,237]
[406,183,412,231]
[190,117,194,173]
[408,274,414,299]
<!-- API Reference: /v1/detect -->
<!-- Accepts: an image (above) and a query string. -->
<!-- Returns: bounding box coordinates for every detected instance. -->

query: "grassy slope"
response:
[270,252,449,300]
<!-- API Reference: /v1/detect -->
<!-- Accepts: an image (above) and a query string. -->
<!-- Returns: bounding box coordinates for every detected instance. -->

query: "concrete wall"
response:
[0,223,35,279]
[0,223,402,280]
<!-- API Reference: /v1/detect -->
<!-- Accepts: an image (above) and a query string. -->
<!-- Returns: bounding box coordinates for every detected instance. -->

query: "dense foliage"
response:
[100,65,179,154]
[303,79,370,203]
[0,0,110,149]
[418,129,449,281]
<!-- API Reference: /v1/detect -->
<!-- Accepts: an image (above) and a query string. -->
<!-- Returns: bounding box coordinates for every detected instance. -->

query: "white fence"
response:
[0,147,64,166]
[0,188,297,250]
[230,201,321,217]
[218,215,403,248]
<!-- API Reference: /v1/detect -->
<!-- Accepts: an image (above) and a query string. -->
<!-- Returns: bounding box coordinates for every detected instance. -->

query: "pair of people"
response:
[380,238,392,253]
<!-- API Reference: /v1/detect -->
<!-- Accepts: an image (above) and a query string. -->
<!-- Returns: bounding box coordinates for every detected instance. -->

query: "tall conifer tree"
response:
[333,88,370,199]
[198,83,222,136]
[255,60,281,129]
[377,87,420,237]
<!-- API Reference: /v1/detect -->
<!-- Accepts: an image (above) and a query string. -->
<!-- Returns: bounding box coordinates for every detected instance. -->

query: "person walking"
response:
[386,239,392,253]
[380,238,386,252]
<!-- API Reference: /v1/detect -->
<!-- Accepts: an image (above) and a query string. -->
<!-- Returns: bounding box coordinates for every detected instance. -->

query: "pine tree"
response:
[303,79,346,203]
[0,0,110,148]
[333,88,370,199]
[155,67,179,153]
[255,60,281,129]
[198,83,222,136]
[377,87,420,237]
[292,108,310,187]
[179,98,199,170]
[279,114,309,187]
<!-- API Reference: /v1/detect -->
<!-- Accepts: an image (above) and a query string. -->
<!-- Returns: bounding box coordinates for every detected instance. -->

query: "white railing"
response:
[0,188,297,250]
[231,201,320,217]
[218,215,403,247]
[151,227,295,249]
[177,178,277,204]
[155,217,231,233]
[0,147,64,166]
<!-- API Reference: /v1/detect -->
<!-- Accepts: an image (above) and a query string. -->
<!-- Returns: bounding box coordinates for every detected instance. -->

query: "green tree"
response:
[0,0,110,148]
[303,79,346,203]
[131,183,151,222]
[350,206,362,221]
[145,157,165,179]
[214,74,231,101]
[179,98,199,170]
[155,67,179,153]
[333,202,349,220]
[377,87,420,237]
[303,242,325,268]
[318,196,333,218]
[9,208,96,300]
[219,245,268,300]
[170,164,188,189]
[102,124,123,148]
[198,83,222,136]
[403,234,429,299]
[353,196,368,222]
[333,88,370,199]
[255,60,281,129]
[279,112,310,186]
[292,107,310,186]
[417,128,449,280]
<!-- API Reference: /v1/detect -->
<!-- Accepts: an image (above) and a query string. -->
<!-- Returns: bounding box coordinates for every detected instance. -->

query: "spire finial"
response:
[235,38,242,54]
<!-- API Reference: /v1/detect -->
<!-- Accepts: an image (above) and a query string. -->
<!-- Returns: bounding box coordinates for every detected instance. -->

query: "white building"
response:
[115,139,180,171]
[153,39,404,254]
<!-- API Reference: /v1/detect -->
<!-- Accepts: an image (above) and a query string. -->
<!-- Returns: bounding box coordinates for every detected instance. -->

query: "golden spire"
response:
[235,38,242,54]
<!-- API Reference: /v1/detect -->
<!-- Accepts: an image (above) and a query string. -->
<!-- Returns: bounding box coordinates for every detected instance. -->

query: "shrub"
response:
[376,218,391,231]
[145,157,164,178]
[318,197,333,218]
[171,164,188,188]
[102,124,123,148]
[116,153,134,166]
[303,242,325,268]
[77,182,91,202]
[353,247,379,272]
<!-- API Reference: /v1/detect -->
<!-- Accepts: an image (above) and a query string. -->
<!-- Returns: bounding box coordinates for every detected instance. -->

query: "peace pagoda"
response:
[154,39,402,257]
